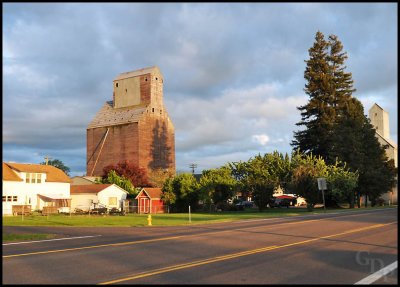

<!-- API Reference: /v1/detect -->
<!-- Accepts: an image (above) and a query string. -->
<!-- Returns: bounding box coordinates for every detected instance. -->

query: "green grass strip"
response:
[2,206,395,227]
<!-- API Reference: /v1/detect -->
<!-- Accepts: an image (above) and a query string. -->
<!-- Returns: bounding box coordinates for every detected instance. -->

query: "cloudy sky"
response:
[3,3,398,176]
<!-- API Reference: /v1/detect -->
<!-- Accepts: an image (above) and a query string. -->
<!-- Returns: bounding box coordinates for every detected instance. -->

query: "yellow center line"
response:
[98,221,397,285]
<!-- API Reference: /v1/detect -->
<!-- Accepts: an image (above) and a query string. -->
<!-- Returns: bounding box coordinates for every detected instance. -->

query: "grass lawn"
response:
[2,205,395,227]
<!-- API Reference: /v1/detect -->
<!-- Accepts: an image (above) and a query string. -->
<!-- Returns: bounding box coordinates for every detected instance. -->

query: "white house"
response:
[2,162,71,215]
[70,184,128,211]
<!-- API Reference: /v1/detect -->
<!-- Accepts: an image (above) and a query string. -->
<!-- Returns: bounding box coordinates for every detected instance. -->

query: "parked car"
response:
[90,207,108,215]
[109,207,125,216]
[269,198,291,208]
[235,201,254,208]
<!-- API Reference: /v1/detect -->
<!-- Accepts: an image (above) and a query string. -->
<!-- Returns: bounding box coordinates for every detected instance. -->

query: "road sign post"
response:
[317,178,327,213]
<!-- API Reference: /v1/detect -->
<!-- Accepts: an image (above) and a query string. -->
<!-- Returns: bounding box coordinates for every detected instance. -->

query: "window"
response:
[116,83,119,87]
[3,196,17,202]
[152,108,155,113]
[32,173,37,184]
[108,197,117,206]
[26,173,42,184]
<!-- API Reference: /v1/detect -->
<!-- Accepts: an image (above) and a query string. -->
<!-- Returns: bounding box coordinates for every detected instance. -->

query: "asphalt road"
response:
[2,208,398,284]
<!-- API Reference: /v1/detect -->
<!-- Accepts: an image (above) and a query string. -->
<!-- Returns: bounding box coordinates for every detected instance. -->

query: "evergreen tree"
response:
[329,98,397,207]
[291,31,396,206]
[292,31,356,161]
[292,31,333,159]
[357,118,397,207]
[327,34,356,112]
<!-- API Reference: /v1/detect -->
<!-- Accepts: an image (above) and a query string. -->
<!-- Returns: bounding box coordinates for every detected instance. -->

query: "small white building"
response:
[70,184,128,211]
[2,162,71,215]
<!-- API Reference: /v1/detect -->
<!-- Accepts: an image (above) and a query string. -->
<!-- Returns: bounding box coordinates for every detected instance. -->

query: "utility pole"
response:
[44,156,52,165]
[189,163,197,174]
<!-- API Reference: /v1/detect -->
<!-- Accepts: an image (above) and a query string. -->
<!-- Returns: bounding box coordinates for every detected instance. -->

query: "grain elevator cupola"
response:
[86,66,175,177]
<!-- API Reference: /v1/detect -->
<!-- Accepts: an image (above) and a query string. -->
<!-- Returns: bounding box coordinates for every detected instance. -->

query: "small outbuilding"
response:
[135,188,165,214]
[70,184,128,212]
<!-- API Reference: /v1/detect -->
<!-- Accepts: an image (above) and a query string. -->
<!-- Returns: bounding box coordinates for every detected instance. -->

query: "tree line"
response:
[45,31,396,212]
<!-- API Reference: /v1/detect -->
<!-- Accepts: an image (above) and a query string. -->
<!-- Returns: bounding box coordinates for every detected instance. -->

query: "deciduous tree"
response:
[102,161,151,188]
[40,159,71,176]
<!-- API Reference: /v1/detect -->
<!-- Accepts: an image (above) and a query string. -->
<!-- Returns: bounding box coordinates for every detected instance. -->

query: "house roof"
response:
[71,176,99,185]
[70,184,113,194]
[2,163,23,181]
[136,187,162,199]
[87,101,147,129]
[113,66,162,81]
[369,103,384,112]
[376,131,397,149]
[70,184,129,194]
[4,162,71,183]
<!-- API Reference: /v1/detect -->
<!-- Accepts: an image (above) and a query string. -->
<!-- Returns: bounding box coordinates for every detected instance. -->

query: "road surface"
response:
[3,208,397,284]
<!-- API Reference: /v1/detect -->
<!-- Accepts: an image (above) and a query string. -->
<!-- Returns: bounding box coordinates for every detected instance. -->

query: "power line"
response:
[189,163,197,174]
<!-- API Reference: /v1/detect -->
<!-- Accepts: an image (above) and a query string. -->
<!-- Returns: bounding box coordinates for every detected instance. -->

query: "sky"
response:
[3,3,398,176]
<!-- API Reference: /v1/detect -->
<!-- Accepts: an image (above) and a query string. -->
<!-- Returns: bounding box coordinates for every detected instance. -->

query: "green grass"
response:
[3,232,57,242]
[2,205,395,227]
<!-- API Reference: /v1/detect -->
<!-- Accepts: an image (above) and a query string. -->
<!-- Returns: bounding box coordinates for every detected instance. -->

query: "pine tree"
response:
[327,34,356,113]
[292,31,356,161]
[292,31,396,206]
[292,31,334,159]
[329,98,396,207]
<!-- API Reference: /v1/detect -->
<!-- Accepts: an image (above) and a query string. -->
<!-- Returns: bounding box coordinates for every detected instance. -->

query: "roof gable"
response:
[2,163,23,181]
[113,66,162,81]
[87,101,147,129]
[369,103,384,112]
[136,187,162,199]
[70,184,129,194]
[376,131,397,149]
[4,162,71,183]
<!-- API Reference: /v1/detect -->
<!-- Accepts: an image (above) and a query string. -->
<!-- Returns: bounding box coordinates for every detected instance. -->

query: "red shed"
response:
[135,188,164,214]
